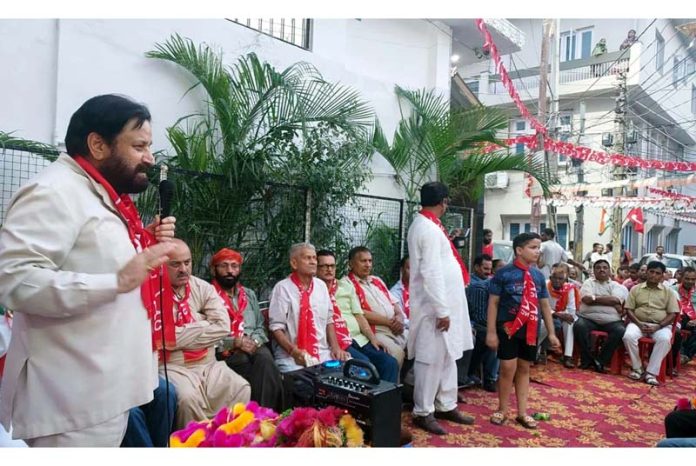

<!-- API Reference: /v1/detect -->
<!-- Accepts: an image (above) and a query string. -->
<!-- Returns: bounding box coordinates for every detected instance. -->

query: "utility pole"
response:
[611,71,628,273]
[532,19,553,233]
[574,101,586,268]
[546,18,560,235]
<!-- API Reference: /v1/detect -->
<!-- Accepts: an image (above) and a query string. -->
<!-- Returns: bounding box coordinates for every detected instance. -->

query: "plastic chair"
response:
[637,318,679,384]
[590,330,624,375]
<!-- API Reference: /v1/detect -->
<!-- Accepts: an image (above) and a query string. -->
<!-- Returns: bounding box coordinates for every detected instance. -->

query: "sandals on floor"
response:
[490,411,507,425]
[644,373,660,386]
[515,414,538,429]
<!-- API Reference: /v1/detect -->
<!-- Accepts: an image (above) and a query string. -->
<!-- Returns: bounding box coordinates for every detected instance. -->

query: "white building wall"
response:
[0,18,453,199]
[460,18,696,260]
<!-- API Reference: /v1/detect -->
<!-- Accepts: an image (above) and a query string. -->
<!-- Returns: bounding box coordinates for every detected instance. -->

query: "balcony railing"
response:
[482,50,631,97]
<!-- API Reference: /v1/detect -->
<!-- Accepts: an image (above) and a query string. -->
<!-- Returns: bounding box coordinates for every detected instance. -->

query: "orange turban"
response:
[211,248,243,267]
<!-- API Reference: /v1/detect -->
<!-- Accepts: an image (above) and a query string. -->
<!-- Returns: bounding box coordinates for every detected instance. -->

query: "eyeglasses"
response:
[317,264,337,269]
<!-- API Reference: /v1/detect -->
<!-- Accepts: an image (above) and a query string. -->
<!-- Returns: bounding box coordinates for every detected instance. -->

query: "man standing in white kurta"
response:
[407,182,475,435]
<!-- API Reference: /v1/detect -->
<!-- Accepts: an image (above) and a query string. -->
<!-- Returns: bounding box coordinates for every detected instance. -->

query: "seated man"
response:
[466,255,499,392]
[573,259,628,373]
[163,239,250,429]
[341,246,408,368]
[269,243,350,373]
[623,261,679,386]
[121,377,177,448]
[673,267,696,366]
[210,248,285,412]
[545,263,578,368]
[317,250,399,383]
[389,256,411,329]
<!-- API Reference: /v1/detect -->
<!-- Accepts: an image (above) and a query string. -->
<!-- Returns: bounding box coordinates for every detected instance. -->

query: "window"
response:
[666,230,679,254]
[579,29,593,60]
[508,222,548,239]
[230,18,312,49]
[622,224,634,256]
[561,31,576,62]
[557,113,573,163]
[513,120,527,155]
[510,223,520,239]
[557,223,569,249]
[656,30,665,75]
[559,28,593,62]
[692,85,696,115]
[646,229,657,253]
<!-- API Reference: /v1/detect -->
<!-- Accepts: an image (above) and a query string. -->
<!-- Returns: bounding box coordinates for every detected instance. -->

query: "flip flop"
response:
[515,414,538,429]
[490,411,507,425]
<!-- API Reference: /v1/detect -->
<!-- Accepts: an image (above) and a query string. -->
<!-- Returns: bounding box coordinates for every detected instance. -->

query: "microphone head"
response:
[158,179,174,218]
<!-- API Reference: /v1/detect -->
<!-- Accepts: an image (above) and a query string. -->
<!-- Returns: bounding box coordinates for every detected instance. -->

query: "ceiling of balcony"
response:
[438,18,525,66]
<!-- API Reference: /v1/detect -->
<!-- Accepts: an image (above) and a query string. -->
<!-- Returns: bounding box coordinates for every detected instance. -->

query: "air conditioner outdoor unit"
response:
[484,172,509,189]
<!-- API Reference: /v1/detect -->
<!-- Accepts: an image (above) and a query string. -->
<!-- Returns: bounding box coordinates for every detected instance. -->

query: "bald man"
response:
[162,239,250,429]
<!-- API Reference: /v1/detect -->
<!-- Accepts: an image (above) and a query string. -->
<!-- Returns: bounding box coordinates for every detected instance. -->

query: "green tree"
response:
[373,85,551,210]
[143,35,375,294]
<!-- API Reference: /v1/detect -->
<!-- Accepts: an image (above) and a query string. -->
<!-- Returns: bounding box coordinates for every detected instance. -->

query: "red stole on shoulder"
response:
[504,259,539,345]
[347,272,392,333]
[170,283,207,363]
[290,273,319,358]
[327,279,352,350]
[419,209,471,285]
[74,155,176,353]
[678,285,696,320]
[212,281,247,338]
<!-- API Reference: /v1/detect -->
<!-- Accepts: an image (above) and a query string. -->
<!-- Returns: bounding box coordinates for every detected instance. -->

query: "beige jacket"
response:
[0,154,157,440]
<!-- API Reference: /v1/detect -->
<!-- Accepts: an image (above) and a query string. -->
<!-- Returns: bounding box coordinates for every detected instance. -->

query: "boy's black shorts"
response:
[496,322,537,362]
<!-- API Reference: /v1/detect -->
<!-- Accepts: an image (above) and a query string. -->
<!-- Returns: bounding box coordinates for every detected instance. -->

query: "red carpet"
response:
[404,360,696,447]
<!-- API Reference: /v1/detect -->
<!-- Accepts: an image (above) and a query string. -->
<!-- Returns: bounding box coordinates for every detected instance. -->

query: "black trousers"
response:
[573,317,626,366]
[224,345,286,412]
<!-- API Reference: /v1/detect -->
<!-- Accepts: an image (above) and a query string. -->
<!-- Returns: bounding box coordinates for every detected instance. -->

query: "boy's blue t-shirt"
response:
[488,262,548,323]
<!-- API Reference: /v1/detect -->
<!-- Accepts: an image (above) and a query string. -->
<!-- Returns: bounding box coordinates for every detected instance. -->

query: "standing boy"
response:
[486,233,560,429]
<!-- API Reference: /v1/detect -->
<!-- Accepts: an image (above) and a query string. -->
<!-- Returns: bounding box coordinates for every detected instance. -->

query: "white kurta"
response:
[268,277,333,371]
[407,214,473,363]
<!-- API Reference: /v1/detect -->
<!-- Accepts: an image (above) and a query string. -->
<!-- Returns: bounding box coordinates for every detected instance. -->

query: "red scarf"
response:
[547,282,577,314]
[289,272,319,358]
[678,285,696,320]
[170,283,207,363]
[212,281,247,338]
[74,156,176,352]
[503,259,539,345]
[347,272,393,333]
[328,279,352,350]
[401,283,410,319]
[419,210,471,285]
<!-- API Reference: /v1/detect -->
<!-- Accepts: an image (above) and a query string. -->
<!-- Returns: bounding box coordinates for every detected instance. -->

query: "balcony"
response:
[440,18,525,66]
[471,44,642,107]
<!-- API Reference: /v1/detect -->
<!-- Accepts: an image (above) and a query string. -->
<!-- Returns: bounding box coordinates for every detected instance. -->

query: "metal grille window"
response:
[230,18,312,50]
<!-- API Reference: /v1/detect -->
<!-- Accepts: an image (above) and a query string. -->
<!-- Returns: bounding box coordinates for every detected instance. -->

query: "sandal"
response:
[515,414,538,429]
[644,373,660,386]
[490,411,507,425]
[628,368,644,380]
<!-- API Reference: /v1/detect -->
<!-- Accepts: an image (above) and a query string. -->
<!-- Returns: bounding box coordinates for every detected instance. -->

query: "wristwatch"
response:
[253,338,262,348]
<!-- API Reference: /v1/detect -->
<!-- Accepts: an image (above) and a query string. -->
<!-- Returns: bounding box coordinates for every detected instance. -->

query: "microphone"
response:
[158,165,174,220]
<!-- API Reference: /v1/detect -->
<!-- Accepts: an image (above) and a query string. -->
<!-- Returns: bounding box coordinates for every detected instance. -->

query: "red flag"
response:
[626,207,644,233]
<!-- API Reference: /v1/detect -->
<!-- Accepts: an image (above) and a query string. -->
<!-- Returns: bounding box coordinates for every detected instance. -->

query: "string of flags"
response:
[475,20,696,173]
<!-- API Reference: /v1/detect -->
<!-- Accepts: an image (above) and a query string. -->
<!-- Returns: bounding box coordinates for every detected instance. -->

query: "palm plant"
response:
[143,35,375,293]
[373,85,552,210]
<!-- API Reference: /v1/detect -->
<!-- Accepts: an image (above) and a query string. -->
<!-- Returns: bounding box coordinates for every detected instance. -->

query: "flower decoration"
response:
[171,402,364,448]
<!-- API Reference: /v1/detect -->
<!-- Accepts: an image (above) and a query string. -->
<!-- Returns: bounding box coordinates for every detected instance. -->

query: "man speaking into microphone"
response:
[0,94,176,447]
